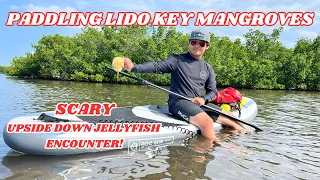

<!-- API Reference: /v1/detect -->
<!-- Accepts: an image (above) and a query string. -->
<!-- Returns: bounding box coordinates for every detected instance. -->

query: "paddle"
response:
[106,64,263,132]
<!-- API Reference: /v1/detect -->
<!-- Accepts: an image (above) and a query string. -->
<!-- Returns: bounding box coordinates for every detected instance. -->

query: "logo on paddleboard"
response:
[128,136,174,154]
[129,142,139,152]
[200,71,207,79]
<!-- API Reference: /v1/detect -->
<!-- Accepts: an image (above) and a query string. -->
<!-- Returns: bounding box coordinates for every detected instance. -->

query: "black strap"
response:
[37,113,71,122]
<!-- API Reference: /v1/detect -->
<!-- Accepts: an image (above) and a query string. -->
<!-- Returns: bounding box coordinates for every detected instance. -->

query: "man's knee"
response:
[216,115,229,125]
[189,112,214,129]
[216,115,239,128]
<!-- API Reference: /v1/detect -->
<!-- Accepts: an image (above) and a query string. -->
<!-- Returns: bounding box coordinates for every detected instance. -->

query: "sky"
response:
[0,0,319,66]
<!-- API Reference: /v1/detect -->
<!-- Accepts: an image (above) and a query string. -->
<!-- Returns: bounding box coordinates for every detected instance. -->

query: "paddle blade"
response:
[112,57,124,82]
[112,57,124,72]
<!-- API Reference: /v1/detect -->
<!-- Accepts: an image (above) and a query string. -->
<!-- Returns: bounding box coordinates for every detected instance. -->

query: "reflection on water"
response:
[2,137,218,180]
[0,74,320,180]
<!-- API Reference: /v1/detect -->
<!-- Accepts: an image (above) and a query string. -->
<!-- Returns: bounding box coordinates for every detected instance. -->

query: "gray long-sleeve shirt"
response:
[131,52,217,106]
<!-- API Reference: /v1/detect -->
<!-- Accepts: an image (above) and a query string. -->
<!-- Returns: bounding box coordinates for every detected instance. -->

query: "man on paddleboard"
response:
[123,29,246,142]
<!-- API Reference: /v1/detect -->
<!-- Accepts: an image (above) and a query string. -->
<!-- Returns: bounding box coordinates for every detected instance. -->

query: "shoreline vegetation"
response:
[1,25,320,91]
[0,66,8,74]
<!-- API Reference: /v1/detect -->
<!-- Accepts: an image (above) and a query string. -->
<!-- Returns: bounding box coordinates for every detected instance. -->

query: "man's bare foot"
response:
[188,136,214,154]
[228,129,254,136]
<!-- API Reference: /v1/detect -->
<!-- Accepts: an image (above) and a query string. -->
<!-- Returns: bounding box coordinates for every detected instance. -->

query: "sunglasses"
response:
[190,40,207,47]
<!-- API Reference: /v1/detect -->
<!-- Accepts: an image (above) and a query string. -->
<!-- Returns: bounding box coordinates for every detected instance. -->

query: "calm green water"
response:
[0,74,319,180]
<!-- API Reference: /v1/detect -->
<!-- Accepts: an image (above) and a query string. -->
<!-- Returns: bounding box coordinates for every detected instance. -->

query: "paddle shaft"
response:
[107,66,262,131]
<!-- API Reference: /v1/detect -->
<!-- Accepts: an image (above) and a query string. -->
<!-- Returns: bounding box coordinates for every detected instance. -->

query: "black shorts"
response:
[169,99,221,122]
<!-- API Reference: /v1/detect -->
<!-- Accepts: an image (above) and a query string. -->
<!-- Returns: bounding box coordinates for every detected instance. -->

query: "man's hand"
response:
[192,97,206,106]
[123,57,134,72]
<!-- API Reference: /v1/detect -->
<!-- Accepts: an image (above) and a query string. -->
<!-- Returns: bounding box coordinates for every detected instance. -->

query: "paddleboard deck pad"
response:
[3,97,258,155]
